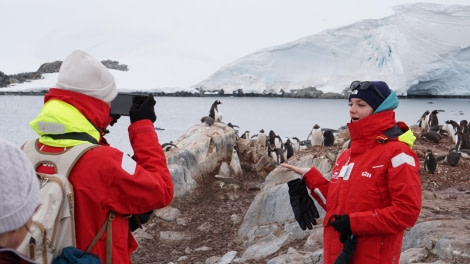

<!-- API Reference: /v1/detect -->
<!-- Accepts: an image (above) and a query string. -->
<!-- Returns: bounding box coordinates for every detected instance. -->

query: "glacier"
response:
[194,3,470,96]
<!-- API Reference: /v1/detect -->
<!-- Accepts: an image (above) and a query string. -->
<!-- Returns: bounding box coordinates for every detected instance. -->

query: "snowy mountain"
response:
[2,3,469,96]
[194,3,470,96]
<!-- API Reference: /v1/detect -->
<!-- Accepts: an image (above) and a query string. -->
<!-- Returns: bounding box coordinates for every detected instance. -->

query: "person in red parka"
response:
[282,80,422,264]
[28,50,174,264]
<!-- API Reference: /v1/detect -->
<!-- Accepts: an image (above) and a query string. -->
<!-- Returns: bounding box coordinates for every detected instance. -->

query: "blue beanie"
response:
[349,81,397,113]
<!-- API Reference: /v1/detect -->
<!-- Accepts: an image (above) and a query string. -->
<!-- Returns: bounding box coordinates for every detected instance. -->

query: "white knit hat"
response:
[0,137,40,234]
[56,50,118,103]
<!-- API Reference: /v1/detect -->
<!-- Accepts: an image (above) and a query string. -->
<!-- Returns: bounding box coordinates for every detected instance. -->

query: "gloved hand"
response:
[129,210,154,232]
[109,113,121,126]
[330,214,351,243]
[287,178,320,230]
[333,234,358,264]
[129,94,156,123]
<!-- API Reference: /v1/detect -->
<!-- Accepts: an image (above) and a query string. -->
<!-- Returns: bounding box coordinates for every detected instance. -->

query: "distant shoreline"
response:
[0,90,469,99]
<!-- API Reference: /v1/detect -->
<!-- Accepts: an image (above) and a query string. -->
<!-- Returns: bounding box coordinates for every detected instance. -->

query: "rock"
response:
[217,251,237,264]
[154,206,181,222]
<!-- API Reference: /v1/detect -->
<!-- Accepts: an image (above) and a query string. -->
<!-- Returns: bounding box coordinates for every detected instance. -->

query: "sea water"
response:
[1,95,468,155]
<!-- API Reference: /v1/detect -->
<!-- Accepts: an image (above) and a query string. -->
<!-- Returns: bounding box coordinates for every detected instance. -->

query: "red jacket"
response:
[31,89,174,264]
[304,110,421,264]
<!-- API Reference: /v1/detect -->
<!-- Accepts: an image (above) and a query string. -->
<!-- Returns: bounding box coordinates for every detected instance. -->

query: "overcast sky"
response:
[2,0,469,88]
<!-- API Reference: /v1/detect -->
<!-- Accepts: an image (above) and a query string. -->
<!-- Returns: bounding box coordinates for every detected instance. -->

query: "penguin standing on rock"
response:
[209,100,223,122]
[252,129,267,149]
[291,137,301,152]
[268,130,283,150]
[307,124,323,146]
[283,138,294,160]
[424,149,437,174]
[240,131,250,139]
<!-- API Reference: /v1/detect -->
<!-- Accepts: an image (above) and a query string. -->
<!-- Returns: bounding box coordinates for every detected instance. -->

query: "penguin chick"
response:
[424,149,437,174]
[436,149,461,167]
[427,110,439,130]
[322,129,335,147]
[420,131,441,143]
[201,116,215,127]
[455,130,470,151]
[283,138,294,160]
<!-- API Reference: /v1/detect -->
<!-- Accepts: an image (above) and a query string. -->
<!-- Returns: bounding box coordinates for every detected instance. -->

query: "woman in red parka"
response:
[28,50,174,264]
[282,81,422,264]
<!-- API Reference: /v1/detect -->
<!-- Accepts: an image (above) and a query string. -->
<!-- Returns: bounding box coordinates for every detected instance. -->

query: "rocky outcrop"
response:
[164,122,241,198]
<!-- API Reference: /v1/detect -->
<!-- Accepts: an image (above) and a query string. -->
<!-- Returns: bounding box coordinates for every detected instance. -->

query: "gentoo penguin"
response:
[201,116,214,127]
[417,110,430,131]
[240,131,250,139]
[162,142,178,151]
[460,120,469,136]
[458,149,470,159]
[420,131,441,143]
[307,124,323,146]
[227,122,239,130]
[209,100,223,122]
[322,129,335,147]
[269,147,286,165]
[268,130,283,150]
[283,138,294,160]
[424,149,437,174]
[455,130,470,151]
[436,149,461,167]
[254,129,267,149]
[427,110,439,131]
[291,137,301,152]
[444,120,460,144]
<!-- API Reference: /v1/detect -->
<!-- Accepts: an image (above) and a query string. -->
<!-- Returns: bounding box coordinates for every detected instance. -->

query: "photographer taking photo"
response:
[25,49,174,264]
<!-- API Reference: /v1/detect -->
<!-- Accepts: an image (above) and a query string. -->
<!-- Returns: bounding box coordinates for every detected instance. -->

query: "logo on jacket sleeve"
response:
[121,154,137,175]
[391,152,416,168]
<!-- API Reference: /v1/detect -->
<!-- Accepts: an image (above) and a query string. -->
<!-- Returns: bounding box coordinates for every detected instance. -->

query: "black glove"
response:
[109,113,121,126]
[287,178,320,230]
[330,214,352,243]
[334,234,358,264]
[129,210,154,232]
[129,94,156,123]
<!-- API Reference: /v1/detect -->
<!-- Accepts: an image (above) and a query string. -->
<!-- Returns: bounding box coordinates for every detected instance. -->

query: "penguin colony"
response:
[162,100,470,174]
[417,109,470,172]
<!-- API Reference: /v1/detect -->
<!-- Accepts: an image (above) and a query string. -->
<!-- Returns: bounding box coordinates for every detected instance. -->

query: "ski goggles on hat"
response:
[350,81,386,100]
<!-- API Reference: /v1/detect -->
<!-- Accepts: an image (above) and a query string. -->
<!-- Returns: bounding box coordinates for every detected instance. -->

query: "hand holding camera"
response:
[110,93,156,123]
[130,95,157,123]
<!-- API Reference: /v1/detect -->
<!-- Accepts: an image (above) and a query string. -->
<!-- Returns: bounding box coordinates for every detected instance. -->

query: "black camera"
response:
[110,93,148,116]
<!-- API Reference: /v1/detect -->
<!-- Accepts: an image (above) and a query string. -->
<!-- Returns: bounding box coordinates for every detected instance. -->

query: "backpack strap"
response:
[44,132,99,145]
[86,211,115,264]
